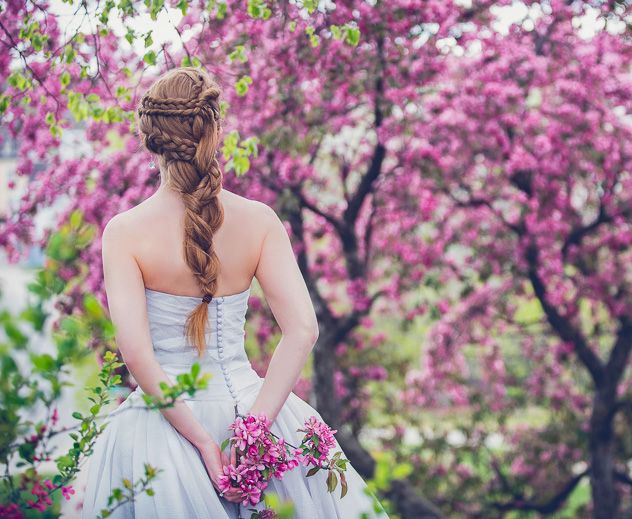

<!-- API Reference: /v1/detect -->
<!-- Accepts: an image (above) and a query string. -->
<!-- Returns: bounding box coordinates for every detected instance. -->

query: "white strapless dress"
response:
[80,286,389,519]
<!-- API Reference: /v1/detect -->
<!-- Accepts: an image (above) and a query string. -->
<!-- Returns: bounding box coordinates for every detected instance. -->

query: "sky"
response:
[47,0,628,64]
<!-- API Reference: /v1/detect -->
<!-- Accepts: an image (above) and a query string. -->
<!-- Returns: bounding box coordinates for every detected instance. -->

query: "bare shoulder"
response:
[101,210,137,251]
[249,200,288,241]
[102,194,158,240]
[223,190,285,236]
[251,199,282,224]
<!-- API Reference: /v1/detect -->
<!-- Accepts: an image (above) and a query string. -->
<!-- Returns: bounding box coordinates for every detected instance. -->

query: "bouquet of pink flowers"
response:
[218,413,299,508]
[218,412,349,517]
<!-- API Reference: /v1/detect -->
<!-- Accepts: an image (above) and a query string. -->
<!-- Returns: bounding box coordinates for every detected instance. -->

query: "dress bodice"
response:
[138,285,261,406]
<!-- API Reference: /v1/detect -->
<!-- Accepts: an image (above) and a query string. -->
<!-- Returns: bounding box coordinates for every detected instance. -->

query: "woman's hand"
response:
[197,440,244,504]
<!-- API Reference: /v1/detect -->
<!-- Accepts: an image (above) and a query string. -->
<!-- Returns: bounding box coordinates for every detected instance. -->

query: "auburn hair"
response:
[136,66,224,356]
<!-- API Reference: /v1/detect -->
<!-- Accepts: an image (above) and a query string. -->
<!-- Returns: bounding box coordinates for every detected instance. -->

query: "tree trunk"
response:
[312,330,445,519]
[590,387,619,519]
[312,332,341,430]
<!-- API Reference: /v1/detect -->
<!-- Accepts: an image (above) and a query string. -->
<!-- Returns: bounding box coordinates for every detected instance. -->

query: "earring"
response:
[149,160,156,169]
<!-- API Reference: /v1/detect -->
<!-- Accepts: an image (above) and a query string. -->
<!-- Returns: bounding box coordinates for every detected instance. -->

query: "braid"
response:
[142,126,198,162]
[138,87,220,118]
[136,66,225,356]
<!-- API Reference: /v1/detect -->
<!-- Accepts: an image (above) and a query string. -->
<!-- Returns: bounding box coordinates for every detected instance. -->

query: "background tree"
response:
[402,2,632,517]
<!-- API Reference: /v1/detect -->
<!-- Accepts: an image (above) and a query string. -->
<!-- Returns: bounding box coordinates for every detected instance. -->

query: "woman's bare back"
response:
[115,185,268,298]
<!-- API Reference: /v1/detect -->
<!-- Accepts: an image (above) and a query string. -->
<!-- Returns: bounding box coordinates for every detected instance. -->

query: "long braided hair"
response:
[136,66,224,356]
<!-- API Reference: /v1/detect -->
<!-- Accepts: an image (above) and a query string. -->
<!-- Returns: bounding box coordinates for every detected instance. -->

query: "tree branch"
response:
[605,317,632,386]
[561,204,611,257]
[343,33,386,227]
[290,186,344,233]
[490,469,588,513]
[615,470,632,486]
[613,398,632,416]
[0,19,62,112]
[525,245,606,386]
[343,141,386,226]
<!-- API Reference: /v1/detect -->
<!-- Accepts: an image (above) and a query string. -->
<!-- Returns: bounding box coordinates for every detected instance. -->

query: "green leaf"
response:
[148,0,165,20]
[234,75,253,96]
[345,25,360,47]
[247,0,271,19]
[303,0,318,14]
[340,471,348,498]
[69,209,83,227]
[0,94,10,113]
[8,71,27,90]
[125,28,135,45]
[391,462,413,479]
[143,50,157,65]
[335,458,348,470]
[228,45,248,64]
[83,296,103,319]
[60,70,71,87]
[326,470,337,492]
[56,454,73,469]
[103,350,117,362]
[32,353,55,371]
[176,0,188,15]
[18,442,36,462]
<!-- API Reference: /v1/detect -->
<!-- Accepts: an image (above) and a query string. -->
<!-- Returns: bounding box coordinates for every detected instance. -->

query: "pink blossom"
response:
[61,485,76,500]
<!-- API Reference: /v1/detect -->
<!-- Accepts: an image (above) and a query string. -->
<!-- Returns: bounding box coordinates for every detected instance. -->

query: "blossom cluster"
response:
[218,413,347,510]
[25,478,76,512]
[294,415,338,467]
[218,413,299,506]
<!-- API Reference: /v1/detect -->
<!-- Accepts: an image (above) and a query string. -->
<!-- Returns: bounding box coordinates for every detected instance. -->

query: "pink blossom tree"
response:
[401,2,632,517]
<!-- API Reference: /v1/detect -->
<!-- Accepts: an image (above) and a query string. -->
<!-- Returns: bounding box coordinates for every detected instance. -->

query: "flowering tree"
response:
[2,0,632,517]
[400,2,632,517]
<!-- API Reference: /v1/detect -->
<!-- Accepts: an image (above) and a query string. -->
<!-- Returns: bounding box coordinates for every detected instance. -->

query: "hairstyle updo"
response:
[136,66,224,357]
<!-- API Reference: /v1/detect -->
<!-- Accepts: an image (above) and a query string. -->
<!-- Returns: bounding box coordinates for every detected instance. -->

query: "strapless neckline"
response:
[144,286,251,301]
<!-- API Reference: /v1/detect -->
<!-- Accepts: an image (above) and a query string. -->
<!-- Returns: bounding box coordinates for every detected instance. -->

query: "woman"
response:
[81,66,388,519]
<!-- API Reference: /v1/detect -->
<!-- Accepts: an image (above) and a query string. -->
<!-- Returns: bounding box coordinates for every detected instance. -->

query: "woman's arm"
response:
[102,215,244,503]
[101,215,215,450]
[245,204,319,423]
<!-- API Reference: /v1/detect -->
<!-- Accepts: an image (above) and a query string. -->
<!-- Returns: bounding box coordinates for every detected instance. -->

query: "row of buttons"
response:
[216,297,240,411]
